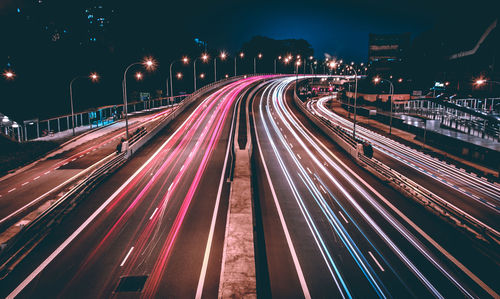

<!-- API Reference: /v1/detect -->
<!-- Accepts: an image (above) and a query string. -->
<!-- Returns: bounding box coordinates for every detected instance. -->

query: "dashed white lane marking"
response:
[71,159,76,162]
[79,155,84,158]
[92,148,97,151]
[62,162,68,166]
[180,165,185,171]
[22,182,29,186]
[297,153,302,160]
[368,251,385,272]
[168,182,174,191]
[289,143,293,148]
[33,176,40,180]
[339,211,349,224]
[319,185,327,193]
[8,188,16,193]
[306,167,312,174]
[150,208,159,220]
[44,171,51,175]
[120,247,134,267]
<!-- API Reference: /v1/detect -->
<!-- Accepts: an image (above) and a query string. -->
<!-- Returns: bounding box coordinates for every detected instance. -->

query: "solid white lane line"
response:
[339,211,349,224]
[120,247,134,267]
[368,251,385,272]
[149,208,158,220]
[22,182,29,186]
[8,188,16,193]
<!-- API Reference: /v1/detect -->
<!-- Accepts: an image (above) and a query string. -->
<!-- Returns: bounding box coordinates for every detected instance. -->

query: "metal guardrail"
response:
[294,82,500,247]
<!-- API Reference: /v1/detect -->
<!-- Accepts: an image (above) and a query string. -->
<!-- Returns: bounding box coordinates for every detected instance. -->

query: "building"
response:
[368,33,410,77]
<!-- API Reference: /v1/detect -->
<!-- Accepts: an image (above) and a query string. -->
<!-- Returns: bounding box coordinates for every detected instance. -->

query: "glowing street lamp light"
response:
[373,76,395,134]
[135,72,143,80]
[274,56,283,74]
[3,70,15,80]
[176,72,183,79]
[122,57,157,140]
[200,73,205,79]
[194,53,209,91]
[69,72,99,136]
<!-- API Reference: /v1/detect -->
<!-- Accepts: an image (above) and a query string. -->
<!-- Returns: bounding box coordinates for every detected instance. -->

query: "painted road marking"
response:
[8,188,16,193]
[33,176,40,180]
[368,251,385,272]
[44,171,51,175]
[149,208,158,220]
[339,211,349,224]
[120,247,134,267]
[22,182,29,186]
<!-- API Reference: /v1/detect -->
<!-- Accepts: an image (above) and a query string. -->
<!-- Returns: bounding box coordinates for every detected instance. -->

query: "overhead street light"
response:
[373,76,395,135]
[254,53,262,74]
[234,52,244,76]
[168,56,189,105]
[214,51,227,82]
[194,53,209,91]
[69,72,99,136]
[122,57,156,140]
[3,70,15,80]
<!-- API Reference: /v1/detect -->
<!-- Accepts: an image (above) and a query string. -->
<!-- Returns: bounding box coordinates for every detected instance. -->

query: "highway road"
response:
[308,95,500,231]
[0,76,268,298]
[0,107,175,231]
[1,75,499,298]
[250,77,499,298]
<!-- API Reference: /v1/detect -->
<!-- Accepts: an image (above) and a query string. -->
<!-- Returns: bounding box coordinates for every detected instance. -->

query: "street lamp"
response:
[69,72,99,136]
[214,51,227,82]
[194,53,209,91]
[168,56,189,105]
[2,70,15,80]
[122,57,156,140]
[373,76,395,134]
[475,78,500,86]
[274,56,282,74]
[234,52,244,76]
[254,53,262,74]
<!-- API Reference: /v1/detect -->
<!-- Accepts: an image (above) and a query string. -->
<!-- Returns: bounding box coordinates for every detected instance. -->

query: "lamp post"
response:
[274,56,282,74]
[234,52,244,76]
[254,53,262,74]
[194,53,209,92]
[214,52,227,82]
[374,76,394,134]
[169,57,189,105]
[69,73,99,136]
[123,58,155,140]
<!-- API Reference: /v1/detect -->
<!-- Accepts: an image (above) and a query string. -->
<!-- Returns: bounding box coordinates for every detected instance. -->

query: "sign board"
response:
[140,92,150,101]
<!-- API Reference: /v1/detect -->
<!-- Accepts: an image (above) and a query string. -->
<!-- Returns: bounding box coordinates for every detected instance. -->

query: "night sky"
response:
[0,0,497,120]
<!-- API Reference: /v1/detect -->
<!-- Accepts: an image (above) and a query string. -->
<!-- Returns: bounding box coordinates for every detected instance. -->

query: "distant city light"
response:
[258,53,262,59]
[239,52,244,58]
